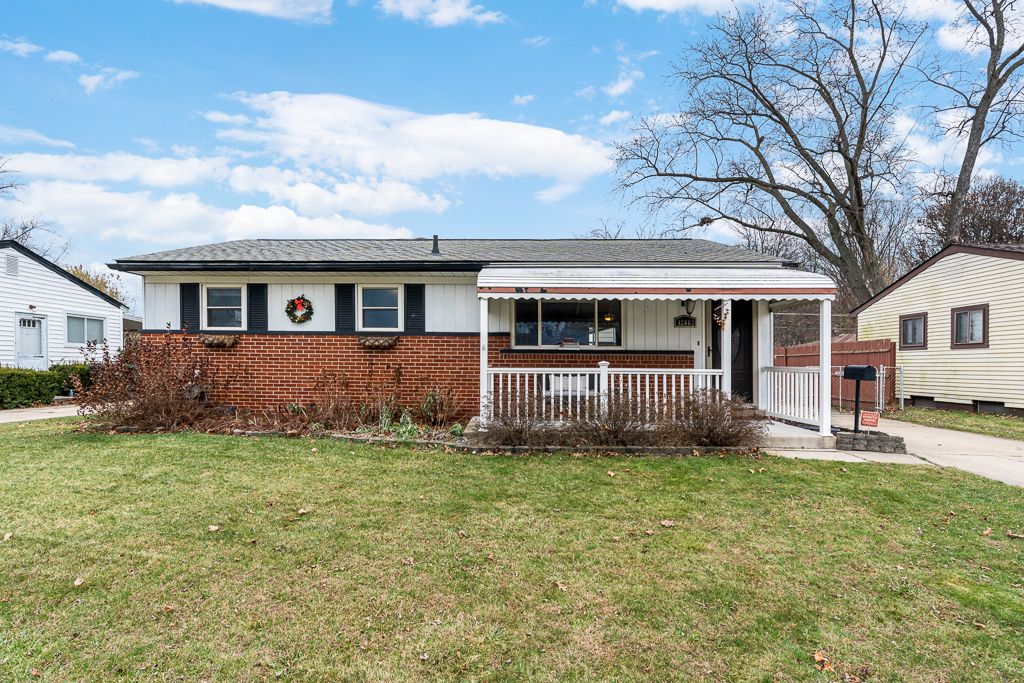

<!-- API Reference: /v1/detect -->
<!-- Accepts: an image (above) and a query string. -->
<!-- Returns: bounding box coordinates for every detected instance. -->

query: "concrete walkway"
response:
[769,413,1024,487]
[0,404,80,424]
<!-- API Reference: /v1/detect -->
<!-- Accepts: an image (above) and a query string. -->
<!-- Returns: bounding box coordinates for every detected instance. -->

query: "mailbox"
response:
[843,365,877,382]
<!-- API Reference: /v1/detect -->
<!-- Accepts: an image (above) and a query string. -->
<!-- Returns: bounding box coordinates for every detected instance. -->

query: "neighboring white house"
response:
[0,240,126,370]
[854,243,1024,413]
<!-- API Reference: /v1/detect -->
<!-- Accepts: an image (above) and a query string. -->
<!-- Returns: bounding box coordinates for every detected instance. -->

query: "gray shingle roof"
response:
[113,238,788,270]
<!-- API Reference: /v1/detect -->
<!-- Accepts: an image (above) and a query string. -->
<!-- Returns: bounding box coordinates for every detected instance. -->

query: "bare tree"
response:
[64,264,132,305]
[580,218,665,239]
[616,0,924,304]
[917,175,1024,257]
[0,156,67,260]
[922,0,1024,242]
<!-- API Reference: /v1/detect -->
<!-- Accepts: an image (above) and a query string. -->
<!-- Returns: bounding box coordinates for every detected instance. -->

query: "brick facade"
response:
[145,332,696,419]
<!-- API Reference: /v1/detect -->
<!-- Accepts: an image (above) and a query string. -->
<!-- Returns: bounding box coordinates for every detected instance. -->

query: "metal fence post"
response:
[598,361,610,417]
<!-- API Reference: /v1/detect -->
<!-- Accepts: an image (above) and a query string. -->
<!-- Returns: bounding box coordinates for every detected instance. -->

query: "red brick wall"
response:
[144,332,696,418]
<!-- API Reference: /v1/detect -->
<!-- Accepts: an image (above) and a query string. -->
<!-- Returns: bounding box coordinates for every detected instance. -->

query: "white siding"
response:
[858,251,1024,408]
[0,245,124,367]
[268,283,335,332]
[144,282,179,329]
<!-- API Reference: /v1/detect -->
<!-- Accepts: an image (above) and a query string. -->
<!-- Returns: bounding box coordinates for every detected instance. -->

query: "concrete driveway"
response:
[772,413,1024,487]
[0,404,80,424]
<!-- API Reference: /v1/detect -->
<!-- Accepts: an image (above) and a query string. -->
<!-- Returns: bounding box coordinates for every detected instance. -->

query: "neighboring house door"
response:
[16,314,47,370]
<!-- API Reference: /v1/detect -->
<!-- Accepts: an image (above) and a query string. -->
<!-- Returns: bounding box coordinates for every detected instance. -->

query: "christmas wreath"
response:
[286,294,314,324]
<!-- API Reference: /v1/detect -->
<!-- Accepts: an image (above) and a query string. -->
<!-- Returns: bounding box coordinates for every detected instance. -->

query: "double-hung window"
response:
[67,315,105,344]
[898,313,926,350]
[951,304,988,348]
[359,285,401,331]
[514,299,622,348]
[204,286,244,329]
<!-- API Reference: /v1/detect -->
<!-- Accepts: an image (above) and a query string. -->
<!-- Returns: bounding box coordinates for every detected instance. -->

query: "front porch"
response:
[475,265,836,441]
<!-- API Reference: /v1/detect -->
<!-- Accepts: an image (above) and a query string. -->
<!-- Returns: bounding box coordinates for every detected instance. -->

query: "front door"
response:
[16,314,47,370]
[730,301,754,401]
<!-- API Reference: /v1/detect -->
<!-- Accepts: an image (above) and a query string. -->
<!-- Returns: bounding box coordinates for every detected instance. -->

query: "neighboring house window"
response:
[513,299,622,347]
[898,313,927,350]
[67,315,105,344]
[204,285,245,329]
[951,304,988,348]
[359,285,401,330]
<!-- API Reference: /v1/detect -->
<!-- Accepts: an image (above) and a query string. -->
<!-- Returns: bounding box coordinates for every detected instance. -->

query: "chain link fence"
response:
[831,364,904,413]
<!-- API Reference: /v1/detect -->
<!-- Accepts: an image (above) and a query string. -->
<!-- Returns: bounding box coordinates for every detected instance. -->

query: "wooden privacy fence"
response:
[774,339,898,410]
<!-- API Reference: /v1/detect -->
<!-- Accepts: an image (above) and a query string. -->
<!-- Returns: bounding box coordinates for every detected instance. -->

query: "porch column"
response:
[818,298,832,436]
[479,297,489,422]
[721,300,732,396]
[756,300,771,410]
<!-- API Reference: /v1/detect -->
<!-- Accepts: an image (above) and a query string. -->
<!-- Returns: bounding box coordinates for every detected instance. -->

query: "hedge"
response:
[49,363,91,392]
[0,368,63,409]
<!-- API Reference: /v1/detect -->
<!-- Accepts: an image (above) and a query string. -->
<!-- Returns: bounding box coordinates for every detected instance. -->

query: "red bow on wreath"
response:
[293,298,304,312]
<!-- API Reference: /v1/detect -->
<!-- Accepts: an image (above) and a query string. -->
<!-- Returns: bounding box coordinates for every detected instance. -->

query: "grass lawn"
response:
[1,421,1023,682]
[889,407,1024,442]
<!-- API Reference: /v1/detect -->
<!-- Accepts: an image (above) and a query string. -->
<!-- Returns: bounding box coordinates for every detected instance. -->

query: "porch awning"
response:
[477,266,836,301]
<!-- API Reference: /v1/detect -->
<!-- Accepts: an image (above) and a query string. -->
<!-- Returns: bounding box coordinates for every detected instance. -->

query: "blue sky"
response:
[0,0,1009,298]
[0,0,722,274]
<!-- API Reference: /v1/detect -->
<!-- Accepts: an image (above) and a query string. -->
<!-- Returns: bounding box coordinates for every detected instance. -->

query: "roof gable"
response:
[851,244,1024,315]
[1,240,126,309]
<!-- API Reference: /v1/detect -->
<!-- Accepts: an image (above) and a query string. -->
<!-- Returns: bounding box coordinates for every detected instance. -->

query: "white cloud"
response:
[79,68,140,94]
[523,35,551,47]
[204,110,251,125]
[602,69,643,98]
[44,50,81,64]
[377,0,505,27]
[0,38,43,57]
[135,137,162,152]
[599,109,631,126]
[211,91,612,201]
[9,152,231,188]
[615,0,744,14]
[0,123,75,149]
[575,85,597,100]
[171,0,333,22]
[511,94,536,106]
[0,179,410,245]
[228,165,451,216]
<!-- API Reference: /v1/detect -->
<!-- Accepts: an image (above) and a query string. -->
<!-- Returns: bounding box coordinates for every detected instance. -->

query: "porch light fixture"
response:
[683,299,696,315]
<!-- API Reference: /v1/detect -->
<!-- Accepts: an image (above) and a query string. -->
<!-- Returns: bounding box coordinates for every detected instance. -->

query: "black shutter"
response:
[180,283,200,332]
[247,284,268,332]
[335,283,355,332]
[404,284,425,333]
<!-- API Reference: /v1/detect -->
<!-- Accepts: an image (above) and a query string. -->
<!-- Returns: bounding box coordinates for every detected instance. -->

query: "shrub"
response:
[419,384,459,427]
[480,393,557,448]
[76,335,231,431]
[561,395,660,447]
[658,389,766,448]
[0,368,62,409]
[49,362,91,393]
[357,362,403,430]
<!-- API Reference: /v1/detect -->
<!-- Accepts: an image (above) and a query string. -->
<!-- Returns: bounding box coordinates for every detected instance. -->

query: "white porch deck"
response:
[476,264,837,437]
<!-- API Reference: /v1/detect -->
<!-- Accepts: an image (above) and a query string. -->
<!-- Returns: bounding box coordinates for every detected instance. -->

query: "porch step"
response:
[762,421,836,450]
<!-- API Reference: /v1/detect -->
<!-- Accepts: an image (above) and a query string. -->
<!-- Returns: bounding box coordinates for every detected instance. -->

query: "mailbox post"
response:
[843,365,877,433]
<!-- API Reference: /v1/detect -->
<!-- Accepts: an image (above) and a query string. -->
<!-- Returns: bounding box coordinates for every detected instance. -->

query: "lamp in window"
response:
[602,309,616,322]
[682,299,696,315]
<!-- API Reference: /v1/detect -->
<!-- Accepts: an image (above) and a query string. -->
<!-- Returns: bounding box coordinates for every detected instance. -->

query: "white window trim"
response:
[357,284,404,332]
[202,284,247,331]
[510,299,626,350]
[65,313,107,347]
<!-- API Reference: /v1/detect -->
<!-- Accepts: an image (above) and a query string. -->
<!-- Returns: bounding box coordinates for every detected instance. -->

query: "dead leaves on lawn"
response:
[813,650,833,671]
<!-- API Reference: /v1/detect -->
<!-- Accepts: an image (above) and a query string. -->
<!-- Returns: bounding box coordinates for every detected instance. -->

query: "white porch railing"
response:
[484,362,724,421]
[764,366,820,425]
